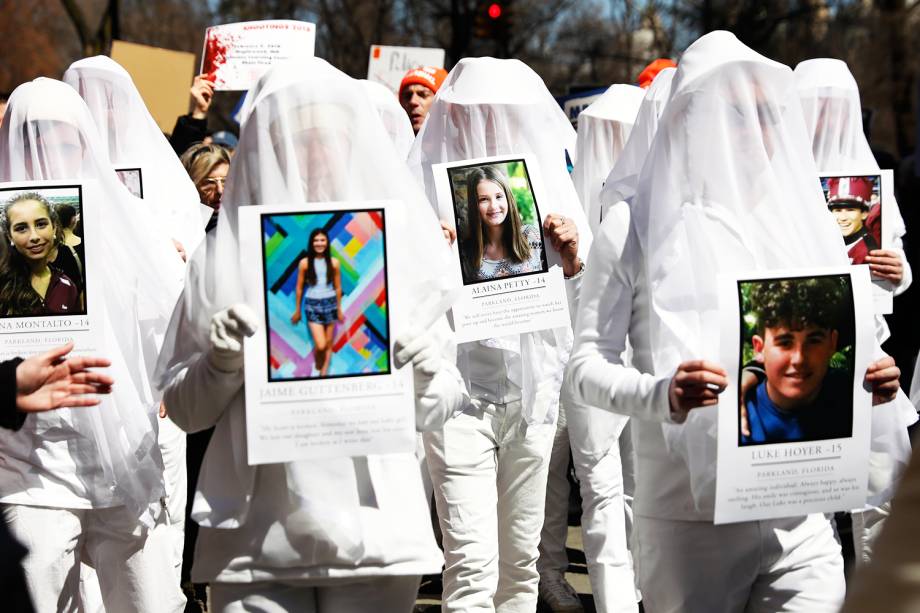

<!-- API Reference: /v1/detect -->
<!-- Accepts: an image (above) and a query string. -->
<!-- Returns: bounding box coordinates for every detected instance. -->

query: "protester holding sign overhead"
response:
[156,57,463,612]
[0,77,186,612]
[565,31,908,613]
[410,56,590,613]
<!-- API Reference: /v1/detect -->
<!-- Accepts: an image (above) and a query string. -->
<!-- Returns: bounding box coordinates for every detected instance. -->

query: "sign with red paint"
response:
[201,20,316,91]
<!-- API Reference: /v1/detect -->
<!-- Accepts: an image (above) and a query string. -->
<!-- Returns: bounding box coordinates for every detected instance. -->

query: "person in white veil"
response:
[571,83,645,231]
[561,67,676,613]
[63,54,203,595]
[409,57,590,612]
[536,81,643,613]
[566,31,908,613]
[794,58,911,294]
[155,57,463,612]
[361,79,415,160]
[0,78,186,611]
[794,57,916,567]
[62,56,206,258]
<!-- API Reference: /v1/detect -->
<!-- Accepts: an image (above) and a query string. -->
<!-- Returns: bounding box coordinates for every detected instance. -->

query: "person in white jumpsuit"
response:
[794,57,915,566]
[62,54,207,605]
[155,57,463,613]
[562,69,676,613]
[536,82,645,613]
[408,57,591,613]
[409,58,590,613]
[565,31,910,613]
[0,78,187,612]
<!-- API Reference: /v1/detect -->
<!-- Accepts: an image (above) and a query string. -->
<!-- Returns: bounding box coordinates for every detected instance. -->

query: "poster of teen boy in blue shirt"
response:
[740,276,854,445]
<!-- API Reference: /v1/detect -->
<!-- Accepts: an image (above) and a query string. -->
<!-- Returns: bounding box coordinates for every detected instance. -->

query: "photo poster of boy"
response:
[115,168,144,199]
[431,154,571,343]
[819,170,894,313]
[714,266,874,524]
[0,180,103,360]
[238,201,415,465]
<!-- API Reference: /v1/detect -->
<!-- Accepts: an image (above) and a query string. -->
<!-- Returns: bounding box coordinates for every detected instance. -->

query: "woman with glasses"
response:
[180,143,230,233]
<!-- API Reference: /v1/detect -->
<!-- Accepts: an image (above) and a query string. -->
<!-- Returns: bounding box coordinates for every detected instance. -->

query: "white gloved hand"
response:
[208,304,259,373]
[394,328,441,394]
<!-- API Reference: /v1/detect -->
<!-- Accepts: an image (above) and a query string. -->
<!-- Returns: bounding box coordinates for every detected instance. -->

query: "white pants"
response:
[537,402,570,578]
[635,513,845,613]
[570,439,638,613]
[211,575,421,613]
[79,416,188,613]
[2,504,185,613]
[424,399,555,613]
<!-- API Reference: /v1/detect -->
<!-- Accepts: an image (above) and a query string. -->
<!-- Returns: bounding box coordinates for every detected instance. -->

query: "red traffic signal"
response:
[487,3,502,19]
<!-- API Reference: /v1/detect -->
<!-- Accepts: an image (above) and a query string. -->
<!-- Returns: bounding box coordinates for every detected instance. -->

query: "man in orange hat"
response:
[636,58,677,88]
[398,66,448,134]
[825,176,880,264]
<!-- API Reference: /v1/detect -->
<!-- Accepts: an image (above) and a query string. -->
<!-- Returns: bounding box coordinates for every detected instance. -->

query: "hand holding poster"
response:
[0,181,102,360]
[432,155,571,343]
[714,266,873,524]
[239,201,415,465]
[819,169,894,313]
[202,20,316,91]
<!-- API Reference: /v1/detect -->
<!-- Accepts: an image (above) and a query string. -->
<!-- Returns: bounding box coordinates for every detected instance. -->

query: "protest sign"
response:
[367,45,445,94]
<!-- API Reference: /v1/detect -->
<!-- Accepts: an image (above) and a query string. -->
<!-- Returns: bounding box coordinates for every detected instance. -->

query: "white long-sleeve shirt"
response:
[566,214,711,520]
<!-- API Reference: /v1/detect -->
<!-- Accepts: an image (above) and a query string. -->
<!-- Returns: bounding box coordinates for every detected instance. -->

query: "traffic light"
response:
[473,1,514,51]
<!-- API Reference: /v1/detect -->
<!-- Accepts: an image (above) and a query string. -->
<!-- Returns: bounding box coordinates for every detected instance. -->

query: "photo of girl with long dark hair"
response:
[0,192,83,317]
[290,228,344,377]
[458,164,546,284]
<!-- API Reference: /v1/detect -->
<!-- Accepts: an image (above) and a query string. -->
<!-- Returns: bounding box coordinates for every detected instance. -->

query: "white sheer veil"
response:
[598,67,675,215]
[63,56,206,254]
[360,79,415,159]
[0,77,185,529]
[571,83,645,230]
[794,58,906,239]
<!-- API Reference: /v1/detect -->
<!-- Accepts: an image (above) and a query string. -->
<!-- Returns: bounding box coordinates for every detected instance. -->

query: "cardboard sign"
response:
[367,45,445,94]
[239,201,416,464]
[713,266,873,524]
[202,20,316,91]
[110,40,195,135]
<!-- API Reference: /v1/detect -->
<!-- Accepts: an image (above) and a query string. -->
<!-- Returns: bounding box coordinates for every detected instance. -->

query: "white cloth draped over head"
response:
[62,56,206,255]
[155,58,459,548]
[360,79,415,159]
[794,58,906,239]
[408,56,592,426]
[0,78,185,530]
[633,31,909,509]
[571,83,644,230]
[599,67,675,215]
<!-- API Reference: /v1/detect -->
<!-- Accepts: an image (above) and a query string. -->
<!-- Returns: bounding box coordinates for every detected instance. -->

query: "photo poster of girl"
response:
[261,208,390,382]
[0,184,87,319]
[446,159,549,286]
